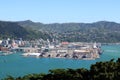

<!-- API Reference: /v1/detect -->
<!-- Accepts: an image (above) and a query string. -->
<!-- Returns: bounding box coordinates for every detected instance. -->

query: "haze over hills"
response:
[1,20,120,42]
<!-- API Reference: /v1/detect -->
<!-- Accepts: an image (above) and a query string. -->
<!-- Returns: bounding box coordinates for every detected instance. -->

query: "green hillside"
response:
[0,21,51,40]
[18,20,120,43]
[0,20,120,42]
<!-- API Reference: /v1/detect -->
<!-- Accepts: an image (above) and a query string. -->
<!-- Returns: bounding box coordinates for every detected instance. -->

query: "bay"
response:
[0,45,120,79]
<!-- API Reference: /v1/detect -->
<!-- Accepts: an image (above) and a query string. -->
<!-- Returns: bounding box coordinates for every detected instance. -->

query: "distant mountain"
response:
[0,21,29,39]
[18,20,120,32]
[0,21,51,40]
[18,20,45,31]
[0,20,120,42]
[18,20,120,43]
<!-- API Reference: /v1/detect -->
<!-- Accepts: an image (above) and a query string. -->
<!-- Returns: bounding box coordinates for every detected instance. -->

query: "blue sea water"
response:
[0,45,120,79]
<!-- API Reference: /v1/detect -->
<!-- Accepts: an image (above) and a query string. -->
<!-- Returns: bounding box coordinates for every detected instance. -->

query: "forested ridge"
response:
[3,58,120,80]
[18,20,120,43]
[1,20,120,42]
[0,21,51,40]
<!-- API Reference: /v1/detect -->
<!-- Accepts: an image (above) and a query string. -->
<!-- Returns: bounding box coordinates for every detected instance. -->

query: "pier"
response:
[19,42,102,60]
[0,38,102,60]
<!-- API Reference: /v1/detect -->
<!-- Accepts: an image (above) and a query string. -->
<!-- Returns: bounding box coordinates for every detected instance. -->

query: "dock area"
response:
[19,42,102,60]
[0,38,102,60]
[37,42,101,60]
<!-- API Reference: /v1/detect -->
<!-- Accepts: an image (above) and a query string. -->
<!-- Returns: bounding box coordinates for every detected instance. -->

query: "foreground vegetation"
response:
[3,58,120,80]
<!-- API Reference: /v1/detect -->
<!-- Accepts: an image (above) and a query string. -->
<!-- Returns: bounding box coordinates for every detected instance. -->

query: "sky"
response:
[0,0,120,23]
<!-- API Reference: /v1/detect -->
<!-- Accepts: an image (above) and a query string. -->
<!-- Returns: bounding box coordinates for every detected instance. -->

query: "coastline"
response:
[0,45,120,79]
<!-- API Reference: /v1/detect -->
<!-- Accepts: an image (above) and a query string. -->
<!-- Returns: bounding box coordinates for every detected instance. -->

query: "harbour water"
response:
[0,45,120,79]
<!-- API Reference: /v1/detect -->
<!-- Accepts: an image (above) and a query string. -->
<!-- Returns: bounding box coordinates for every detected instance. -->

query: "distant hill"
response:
[18,20,45,31]
[0,21,29,39]
[0,20,120,42]
[0,21,51,40]
[18,20,120,43]
[18,20,120,33]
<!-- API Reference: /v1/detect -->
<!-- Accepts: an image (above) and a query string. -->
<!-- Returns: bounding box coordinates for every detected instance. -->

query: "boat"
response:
[21,53,41,57]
